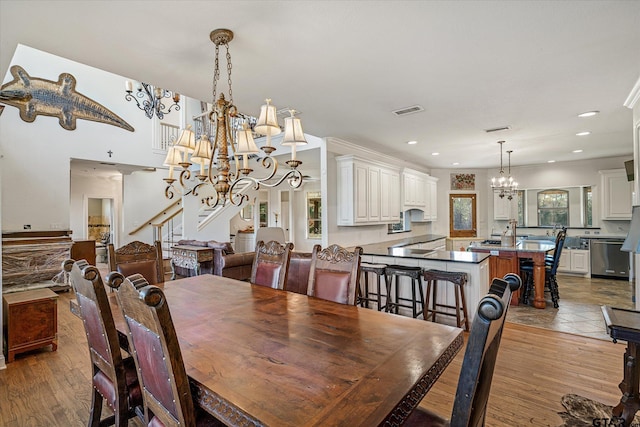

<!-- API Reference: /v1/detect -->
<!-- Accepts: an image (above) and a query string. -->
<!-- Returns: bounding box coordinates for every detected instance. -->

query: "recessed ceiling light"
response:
[431,152,439,156]
[572,149,583,153]
[452,162,460,166]
[576,131,591,136]
[578,111,599,118]
[407,140,417,145]
[548,160,556,163]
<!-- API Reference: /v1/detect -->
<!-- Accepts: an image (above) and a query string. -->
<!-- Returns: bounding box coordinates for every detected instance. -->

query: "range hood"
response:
[622,205,640,253]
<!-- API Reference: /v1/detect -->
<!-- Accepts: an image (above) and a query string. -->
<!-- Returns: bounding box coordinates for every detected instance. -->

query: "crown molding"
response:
[624,75,640,109]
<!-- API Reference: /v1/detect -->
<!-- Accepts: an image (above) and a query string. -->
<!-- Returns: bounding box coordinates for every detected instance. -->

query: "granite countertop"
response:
[469,240,556,252]
[359,234,490,264]
[360,234,446,254]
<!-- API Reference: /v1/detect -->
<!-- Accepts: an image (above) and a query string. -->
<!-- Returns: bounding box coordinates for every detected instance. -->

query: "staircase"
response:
[197,180,255,232]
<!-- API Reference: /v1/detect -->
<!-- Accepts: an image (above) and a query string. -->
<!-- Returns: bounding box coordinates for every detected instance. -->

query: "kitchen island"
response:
[359,235,490,322]
[468,240,555,309]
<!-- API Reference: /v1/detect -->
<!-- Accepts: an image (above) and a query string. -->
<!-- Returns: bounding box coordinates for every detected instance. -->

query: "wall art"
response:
[0,65,134,132]
[450,173,475,190]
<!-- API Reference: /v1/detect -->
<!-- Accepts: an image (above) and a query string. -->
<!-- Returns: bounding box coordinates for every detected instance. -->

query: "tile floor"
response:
[506,273,635,340]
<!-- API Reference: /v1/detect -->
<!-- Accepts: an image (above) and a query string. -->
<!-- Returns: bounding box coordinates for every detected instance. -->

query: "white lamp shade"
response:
[281,115,308,146]
[191,134,213,163]
[254,99,281,136]
[163,146,183,166]
[174,126,196,153]
[235,127,260,154]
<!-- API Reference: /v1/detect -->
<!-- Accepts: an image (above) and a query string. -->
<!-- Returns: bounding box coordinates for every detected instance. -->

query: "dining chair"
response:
[108,240,164,285]
[307,244,363,305]
[250,240,294,289]
[106,272,223,427]
[63,258,142,427]
[520,231,566,308]
[404,273,522,427]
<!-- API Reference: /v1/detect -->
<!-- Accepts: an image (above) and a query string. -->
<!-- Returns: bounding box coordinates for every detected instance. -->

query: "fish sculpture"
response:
[0,65,134,132]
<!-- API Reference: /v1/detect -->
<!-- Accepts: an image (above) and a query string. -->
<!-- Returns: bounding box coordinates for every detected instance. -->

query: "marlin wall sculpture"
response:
[0,65,134,132]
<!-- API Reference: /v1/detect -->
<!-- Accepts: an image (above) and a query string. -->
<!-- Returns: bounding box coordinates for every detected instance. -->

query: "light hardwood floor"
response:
[0,286,629,426]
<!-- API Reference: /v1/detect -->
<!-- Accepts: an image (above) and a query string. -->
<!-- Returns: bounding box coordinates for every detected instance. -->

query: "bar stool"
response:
[384,265,424,318]
[423,269,469,331]
[358,263,388,311]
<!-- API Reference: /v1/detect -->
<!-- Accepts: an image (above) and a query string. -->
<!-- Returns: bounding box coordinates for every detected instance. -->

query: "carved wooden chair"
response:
[250,240,294,289]
[403,273,522,427]
[307,244,363,305]
[63,259,142,427]
[106,272,223,427]
[108,240,164,285]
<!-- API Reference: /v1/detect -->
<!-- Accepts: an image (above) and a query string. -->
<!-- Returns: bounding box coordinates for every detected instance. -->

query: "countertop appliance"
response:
[590,239,630,279]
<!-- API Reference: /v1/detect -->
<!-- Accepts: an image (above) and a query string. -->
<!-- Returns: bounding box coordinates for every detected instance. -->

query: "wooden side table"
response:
[3,288,58,362]
[602,305,640,425]
[170,245,214,279]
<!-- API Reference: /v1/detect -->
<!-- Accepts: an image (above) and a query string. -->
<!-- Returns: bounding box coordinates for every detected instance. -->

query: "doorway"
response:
[87,197,114,263]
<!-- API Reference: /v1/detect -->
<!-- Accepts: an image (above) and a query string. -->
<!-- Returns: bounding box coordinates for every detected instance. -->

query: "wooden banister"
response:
[129,200,183,235]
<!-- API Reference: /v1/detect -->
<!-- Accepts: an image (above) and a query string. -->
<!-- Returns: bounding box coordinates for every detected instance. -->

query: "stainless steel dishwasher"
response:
[590,239,630,279]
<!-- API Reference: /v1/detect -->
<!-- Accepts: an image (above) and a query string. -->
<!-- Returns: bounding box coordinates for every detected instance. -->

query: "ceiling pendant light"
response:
[490,140,518,200]
[162,28,306,206]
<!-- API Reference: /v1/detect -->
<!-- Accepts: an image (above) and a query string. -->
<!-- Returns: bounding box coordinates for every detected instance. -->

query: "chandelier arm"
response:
[164,181,184,200]
[179,168,191,188]
[191,182,206,197]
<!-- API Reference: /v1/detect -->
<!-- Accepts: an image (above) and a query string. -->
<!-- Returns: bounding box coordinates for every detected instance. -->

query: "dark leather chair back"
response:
[63,259,141,426]
[307,244,362,305]
[404,273,521,427]
[108,240,164,285]
[107,272,195,427]
[250,240,294,289]
[284,252,313,294]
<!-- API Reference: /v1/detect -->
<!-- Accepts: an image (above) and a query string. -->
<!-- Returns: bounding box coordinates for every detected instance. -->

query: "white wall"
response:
[1,45,168,233]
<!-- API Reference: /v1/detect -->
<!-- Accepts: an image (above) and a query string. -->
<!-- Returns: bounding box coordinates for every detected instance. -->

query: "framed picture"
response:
[450,173,475,190]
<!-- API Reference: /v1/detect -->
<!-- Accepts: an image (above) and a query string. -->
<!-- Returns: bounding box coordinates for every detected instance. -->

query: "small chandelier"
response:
[125,81,180,120]
[162,28,306,207]
[490,140,518,200]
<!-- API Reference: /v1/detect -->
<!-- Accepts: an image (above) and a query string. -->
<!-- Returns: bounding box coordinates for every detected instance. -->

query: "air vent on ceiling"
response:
[484,125,511,133]
[100,162,116,166]
[392,105,424,116]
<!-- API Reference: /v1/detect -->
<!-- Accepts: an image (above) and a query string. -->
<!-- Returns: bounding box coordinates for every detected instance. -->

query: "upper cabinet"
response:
[403,169,438,222]
[493,192,513,220]
[600,169,633,220]
[336,156,401,226]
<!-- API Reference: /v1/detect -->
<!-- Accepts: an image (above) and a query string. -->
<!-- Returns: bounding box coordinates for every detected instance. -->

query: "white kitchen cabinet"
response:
[423,177,438,221]
[380,168,401,222]
[570,250,590,274]
[600,169,633,220]
[337,155,401,226]
[402,169,426,209]
[493,192,513,220]
[403,169,438,221]
[558,249,590,275]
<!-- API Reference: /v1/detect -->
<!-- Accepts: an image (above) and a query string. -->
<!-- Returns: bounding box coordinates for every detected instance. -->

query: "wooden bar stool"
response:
[423,269,469,331]
[357,262,389,311]
[384,265,424,318]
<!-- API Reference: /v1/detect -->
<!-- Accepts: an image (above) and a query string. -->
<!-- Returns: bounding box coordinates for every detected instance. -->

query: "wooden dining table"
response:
[73,274,463,426]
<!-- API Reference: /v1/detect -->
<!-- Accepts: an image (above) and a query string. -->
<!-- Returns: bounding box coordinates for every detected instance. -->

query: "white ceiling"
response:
[1,1,639,170]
